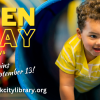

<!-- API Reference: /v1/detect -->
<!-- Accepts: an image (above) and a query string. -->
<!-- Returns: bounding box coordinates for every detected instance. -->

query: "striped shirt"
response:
[55,34,100,93]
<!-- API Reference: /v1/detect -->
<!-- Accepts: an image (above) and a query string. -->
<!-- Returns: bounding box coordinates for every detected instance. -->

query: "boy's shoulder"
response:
[64,34,82,53]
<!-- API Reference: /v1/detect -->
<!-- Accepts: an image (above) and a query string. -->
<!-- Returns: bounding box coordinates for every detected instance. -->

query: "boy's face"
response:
[77,18,100,59]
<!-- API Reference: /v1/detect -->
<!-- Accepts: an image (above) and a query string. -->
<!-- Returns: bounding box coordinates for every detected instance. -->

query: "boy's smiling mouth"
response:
[93,48,100,52]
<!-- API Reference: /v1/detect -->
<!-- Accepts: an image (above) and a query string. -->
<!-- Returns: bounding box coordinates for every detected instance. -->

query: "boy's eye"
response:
[90,35,97,38]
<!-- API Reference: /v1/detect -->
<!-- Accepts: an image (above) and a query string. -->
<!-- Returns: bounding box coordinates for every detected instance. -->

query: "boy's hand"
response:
[59,69,75,100]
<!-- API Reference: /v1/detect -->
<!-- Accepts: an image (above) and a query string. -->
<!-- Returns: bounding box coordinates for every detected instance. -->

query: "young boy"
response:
[55,0,100,100]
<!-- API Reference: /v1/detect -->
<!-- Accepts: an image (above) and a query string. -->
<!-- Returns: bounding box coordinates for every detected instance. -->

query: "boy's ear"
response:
[76,28,82,39]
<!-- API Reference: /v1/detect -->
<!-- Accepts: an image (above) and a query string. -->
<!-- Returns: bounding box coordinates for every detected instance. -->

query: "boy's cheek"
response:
[84,40,94,48]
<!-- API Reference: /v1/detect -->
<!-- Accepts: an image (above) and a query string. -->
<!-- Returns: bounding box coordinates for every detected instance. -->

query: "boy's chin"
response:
[92,53,100,57]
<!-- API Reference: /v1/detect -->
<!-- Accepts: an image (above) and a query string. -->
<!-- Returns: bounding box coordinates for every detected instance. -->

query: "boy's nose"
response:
[96,39,100,47]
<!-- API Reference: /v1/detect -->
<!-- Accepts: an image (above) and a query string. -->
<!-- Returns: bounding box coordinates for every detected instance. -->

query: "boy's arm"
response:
[59,69,75,100]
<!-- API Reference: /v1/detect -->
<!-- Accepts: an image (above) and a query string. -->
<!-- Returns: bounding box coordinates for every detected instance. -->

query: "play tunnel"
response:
[15,0,82,100]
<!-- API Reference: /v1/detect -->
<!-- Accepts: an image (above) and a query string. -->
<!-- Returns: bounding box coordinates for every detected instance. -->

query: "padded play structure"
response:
[15,0,83,100]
